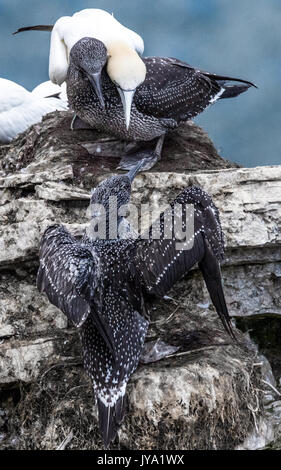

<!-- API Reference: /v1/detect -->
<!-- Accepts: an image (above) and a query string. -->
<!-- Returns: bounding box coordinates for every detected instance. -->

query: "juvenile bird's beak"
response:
[117,88,135,130]
[88,72,105,108]
[126,158,146,182]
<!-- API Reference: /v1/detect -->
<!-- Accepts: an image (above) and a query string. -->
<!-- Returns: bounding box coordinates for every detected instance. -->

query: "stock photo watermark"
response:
[89,196,195,250]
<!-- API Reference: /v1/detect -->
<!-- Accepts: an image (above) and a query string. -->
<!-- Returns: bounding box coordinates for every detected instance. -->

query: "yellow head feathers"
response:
[106,42,146,91]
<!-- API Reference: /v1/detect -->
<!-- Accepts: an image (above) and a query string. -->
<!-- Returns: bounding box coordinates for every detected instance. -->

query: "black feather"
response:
[201,72,257,89]
[115,394,127,425]
[97,399,118,448]
[134,186,234,339]
[36,225,96,327]
[13,25,53,35]
[219,84,251,99]
[198,241,236,340]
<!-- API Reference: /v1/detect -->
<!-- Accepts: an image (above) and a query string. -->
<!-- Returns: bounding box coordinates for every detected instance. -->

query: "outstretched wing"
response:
[37,224,97,327]
[134,186,235,338]
[134,186,222,297]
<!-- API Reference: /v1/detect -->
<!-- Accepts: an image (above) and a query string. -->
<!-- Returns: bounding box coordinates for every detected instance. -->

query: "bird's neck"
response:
[106,41,146,90]
[107,40,138,59]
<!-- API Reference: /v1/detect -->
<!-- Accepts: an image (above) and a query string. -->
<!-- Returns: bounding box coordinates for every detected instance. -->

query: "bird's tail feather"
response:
[218,83,251,99]
[13,25,53,35]
[202,71,257,89]
[97,393,126,448]
[114,394,127,425]
[198,241,236,341]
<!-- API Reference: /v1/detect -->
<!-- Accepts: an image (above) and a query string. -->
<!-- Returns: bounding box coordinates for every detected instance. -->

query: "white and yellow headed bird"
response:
[14,8,147,128]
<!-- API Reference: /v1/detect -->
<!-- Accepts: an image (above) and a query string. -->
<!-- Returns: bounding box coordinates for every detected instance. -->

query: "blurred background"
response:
[0,0,280,167]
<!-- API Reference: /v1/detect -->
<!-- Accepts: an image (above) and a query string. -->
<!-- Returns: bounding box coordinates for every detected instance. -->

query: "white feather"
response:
[0,78,68,143]
[49,9,145,85]
[32,80,67,102]
[0,79,30,112]
[209,87,225,104]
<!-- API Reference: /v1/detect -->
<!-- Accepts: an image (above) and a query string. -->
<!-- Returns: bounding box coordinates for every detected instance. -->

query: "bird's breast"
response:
[67,78,168,141]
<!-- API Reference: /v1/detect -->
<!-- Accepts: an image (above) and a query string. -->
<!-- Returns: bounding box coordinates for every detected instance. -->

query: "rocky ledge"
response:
[0,111,280,450]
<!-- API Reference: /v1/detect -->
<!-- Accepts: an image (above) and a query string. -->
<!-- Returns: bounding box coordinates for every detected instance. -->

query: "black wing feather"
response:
[135,56,255,122]
[219,84,251,99]
[134,186,234,338]
[37,224,97,327]
[97,393,127,448]
[201,71,257,89]
[198,241,236,340]
[136,57,220,122]
[135,186,222,297]
[13,25,53,35]
[95,284,149,373]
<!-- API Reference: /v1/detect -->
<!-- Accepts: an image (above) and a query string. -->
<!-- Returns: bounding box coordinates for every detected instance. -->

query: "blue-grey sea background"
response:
[0,0,280,167]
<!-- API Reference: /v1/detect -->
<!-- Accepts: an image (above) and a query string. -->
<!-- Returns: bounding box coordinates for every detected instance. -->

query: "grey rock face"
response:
[0,112,280,450]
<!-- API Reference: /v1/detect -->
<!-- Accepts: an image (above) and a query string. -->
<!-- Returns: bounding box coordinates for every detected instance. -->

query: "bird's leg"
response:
[117,134,165,171]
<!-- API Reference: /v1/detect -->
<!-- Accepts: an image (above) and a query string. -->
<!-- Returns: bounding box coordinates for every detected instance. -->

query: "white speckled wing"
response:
[134,186,220,298]
[37,224,98,327]
[134,186,234,338]
[135,57,221,121]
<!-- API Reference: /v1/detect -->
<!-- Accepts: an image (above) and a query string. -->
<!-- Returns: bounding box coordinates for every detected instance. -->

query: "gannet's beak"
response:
[117,88,135,130]
[126,158,146,182]
[88,72,105,109]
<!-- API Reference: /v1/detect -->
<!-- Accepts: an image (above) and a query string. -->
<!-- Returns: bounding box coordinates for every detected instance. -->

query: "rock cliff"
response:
[0,111,280,450]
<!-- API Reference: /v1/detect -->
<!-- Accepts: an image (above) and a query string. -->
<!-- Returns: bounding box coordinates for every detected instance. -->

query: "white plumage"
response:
[49,9,144,86]
[13,8,146,128]
[32,80,67,101]
[0,78,68,143]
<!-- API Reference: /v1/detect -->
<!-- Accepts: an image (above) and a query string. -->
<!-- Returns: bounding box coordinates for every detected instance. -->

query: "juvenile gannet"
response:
[66,38,256,170]
[13,8,146,126]
[37,160,235,447]
[0,78,68,143]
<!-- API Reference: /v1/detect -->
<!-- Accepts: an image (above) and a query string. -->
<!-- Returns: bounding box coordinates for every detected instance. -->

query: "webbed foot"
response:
[140,339,180,364]
[117,134,165,172]
[118,150,159,171]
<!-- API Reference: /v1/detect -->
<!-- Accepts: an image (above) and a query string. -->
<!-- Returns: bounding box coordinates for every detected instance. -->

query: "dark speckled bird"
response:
[66,37,256,170]
[37,161,235,447]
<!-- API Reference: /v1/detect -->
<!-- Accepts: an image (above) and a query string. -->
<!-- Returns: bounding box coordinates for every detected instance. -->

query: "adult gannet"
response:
[37,159,235,446]
[0,78,68,143]
[32,80,67,101]
[13,8,146,128]
[66,37,256,170]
